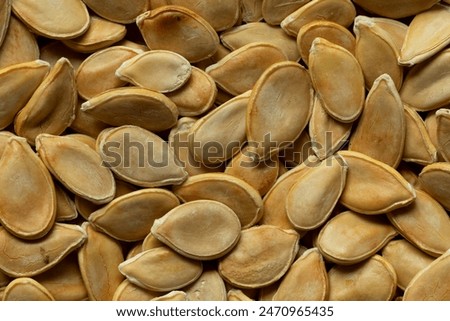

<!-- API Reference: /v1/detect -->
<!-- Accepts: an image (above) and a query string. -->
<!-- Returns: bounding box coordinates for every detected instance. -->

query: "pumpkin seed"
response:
[82,0,149,24]
[112,279,159,301]
[2,277,54,301]
[184,268,227,301]
[54,182,78,222]
[262,0,310,25]
[436,108,450,162]
[419,162,450,210]
[151,291,187,301]
[0,0,10,47]
[352,0,438,19]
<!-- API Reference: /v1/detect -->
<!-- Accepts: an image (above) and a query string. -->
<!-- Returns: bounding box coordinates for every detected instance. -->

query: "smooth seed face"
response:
[184,269,227,301]
[419,162,450,210]
[3,277,54,301]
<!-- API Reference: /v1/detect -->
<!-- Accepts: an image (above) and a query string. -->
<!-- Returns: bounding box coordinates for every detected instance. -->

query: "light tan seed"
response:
[11,0,89,39]
[115,39,149,52]
[206,43,287,96]
[0,223,86,277]
[273,248,328,301]
[62,15,126,53]
[354,16,403,90]
[82,0,149,24]
[3,278,54,301]
[184,268,227,301]
[36,134,115,204]
[262,0,310,25]
[173,173,263,229]
[0,137,56,239]
[403,106,438,165]
[317,211,397,264]
[151,291,187,301]
[195,43,232,70]
[152,200,241,260]
[66,133,97,150]
[298,20,355,66]
[281,0,356,37]
[399,4,450,66]
[0,131,15,157]
[54,183,77,222]
[309,95,352,160]
[116,50,192,93]
[119,247,203,292]
[219,225,299,289]
[240,0,263,22]
[370,17,407,51]
[397,163,421,189]
[338,151,416,214]
[70,100,109,138]
[137,6,219,63]
[112,279,159,301]
[90,188,180,242]
[309,37,365,123]
[189,91,250,164]
[96,125,188,187]
[419,162,450,210]
[282,130,315,166]
[286,155,347,231]
[40,41,87,72]
[142,233,164,252]
[81,87,178,132]
[382,239,435,290]
[258,282,280,301]
[352,0,438,19]
[78,222,124,301]
[14,58,77,145]
[328,255,397,301]
[220,22,300,61]
[403,249,450,300]
[436,108,450,162]
[227,289,253,301]
[0,16,39,69]
[349,74,405,168]
[425,110,446,162]
[247,61,313,160]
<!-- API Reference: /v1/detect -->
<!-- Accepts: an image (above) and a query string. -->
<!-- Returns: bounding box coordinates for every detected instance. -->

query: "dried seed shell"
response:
[151,291,187,301]
[425,110,447,163]
[184,269,227,301]
[70,99,109,138]
[113,279,159,301]
[0,0,10,47]
[436,108,450,162]
[54,183,78,222]
[352,0,438,19]
[3,278,54,301]
[262,0,310,25]
[419,162,450,210]
[227,289,253,301]
[82,0,149,24]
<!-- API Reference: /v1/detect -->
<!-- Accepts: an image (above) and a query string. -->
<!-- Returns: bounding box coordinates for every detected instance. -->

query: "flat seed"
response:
[399,4,450,66]
[112,279,159,301]
[352,0,438,19]
[70,100,109,138]
[281,0,356,37]
[436,108,450,162]
[136,6,219,63]
[273,248,328,301]
[173,173,263,229]
[218,225,299,289]
[36,134,116,204]
[403,249,450,300]
[0,0,11,48]
[0,137,56,240]
[240,0,263,22]
[90,188,180,242]
[14,58,77,145]
[142,233,164,252]
[82,0,149,24]
[286,155,347,231]
[75,46,141,100]
[338,151,416,214]
[11,0,89,39]
[66,133,97,150]
[96,125,188,187]
[247,61,313,160]
[317,211,397,264]
[382,239,435,290]
[62,15,126,53]
[152,200,241,260]
[282,130,315,166]
[0,223,86,277]
[54,183,78,222]
[116,50,192,93]
[309,37,365,123]
[419,162,450,210]
[227,289,253,301]
[262,0,310,25]
[40,41,87,71]
[3,278,54,301]
[118,247,203,292]
[184,269,227,301]
[370,18,407,51]
[348,74,405,168]
[151,291,187,301]
[206,42,287,96]
[425,110,446,162]
[80,87,178,132]
[328,255,397,300]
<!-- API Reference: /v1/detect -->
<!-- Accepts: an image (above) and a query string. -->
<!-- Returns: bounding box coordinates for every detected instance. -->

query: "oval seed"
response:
[352,0,438,19]
[309,37,365,123]
[0,0,10,47]
[40,41,87,71]
[113,279,159,301]
[118,247,203,292]
[90,188,180,242]
[96,125,188,187]
[3,278,54,301]
[137,6,219,63]
[81,87,178,132]
[247,61,313,160]
[151,291,187,301]
[370,17,407,51]
[419,162,450,210]
[273,248,328,301]
[240,0,263,22]
[436,108,450,162]
[338,150,416,214]
[184,269,227,301]
[403,249,450,300]
[425,110,446,162]
[82,0,149,24]
[116,50,192,93]
[262,0,309,25]
[152,200,241,260]
[218,225,299,289]
[382,239,435,290]
[36,134,116,204]
[0,223,86,277]
[283,130,315,166]
[173,173,263,229]
[0,137,56,239]
[317,211,397,265]
[227,289,253,301]
[54,183,78,222]
[328,255,397,300]
[70,100,109,138]
[142,233,164,252]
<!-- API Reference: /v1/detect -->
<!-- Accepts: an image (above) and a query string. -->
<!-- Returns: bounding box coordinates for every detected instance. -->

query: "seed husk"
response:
[112,279,159,301]
[418,162,450,210]
[39,41,87,71]
[227,289,253,301]
[82,0,149,24]
[352,0,438,19]
[436,108,450,162]
[54,182,78,222]
[0,0,10,48]
[2,277,54,301]
[184,268,227,301]
[151,291,187,301]
[262,0,310,26]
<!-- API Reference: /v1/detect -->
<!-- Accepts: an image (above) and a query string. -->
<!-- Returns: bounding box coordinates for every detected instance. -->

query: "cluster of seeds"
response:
[0,0,449,301]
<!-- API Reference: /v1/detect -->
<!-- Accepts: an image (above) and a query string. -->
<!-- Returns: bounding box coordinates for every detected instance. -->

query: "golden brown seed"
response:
[352,0,438,19]
[227,289,253,301]
[184,269,227,301]
[66,133,97,150]
[0,0,10,47]
[3,278,54,301]
[82,0,149,24]
[436,108,450,162]
[370,17,407,51]
[54,183,78,222]
[112,279,159,301]
[309,37,365,123]
[0,223,86,277]
[425,110,446,162]
[142,233,164,252]
[282,130,315,166]
[419,162,450,210]
[262,0,310,25]
[71,100,109,138]
[137,6,219,63]
[119,247,203,292]
[40,41,87,71]
[318,211,397,264]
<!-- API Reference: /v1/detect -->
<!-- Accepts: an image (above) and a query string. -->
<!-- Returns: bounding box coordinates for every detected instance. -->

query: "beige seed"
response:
[126,243,143,260]
[0,0,10,47]
[184,269,227,301]
[436,108,450,162]
[425,110,446,162]
[0,223,86,277]
[70,102,109,138]
[282,130,315,166]
[151,291,187,301]
[142,233,164,252]
[3,278,54,301]
[227,289,253,301]
[54,183,78,222]
[419,162,450,210]
[118,247,203,292]
[40,41,87,71]
[66,133,97,150]
[352,0,438,19]
[317,211,397,265]
[82,0,149,24]
[370,17,407,51]
[0,131,14,157]
[262,0,310,26]
[112,279,159,301]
